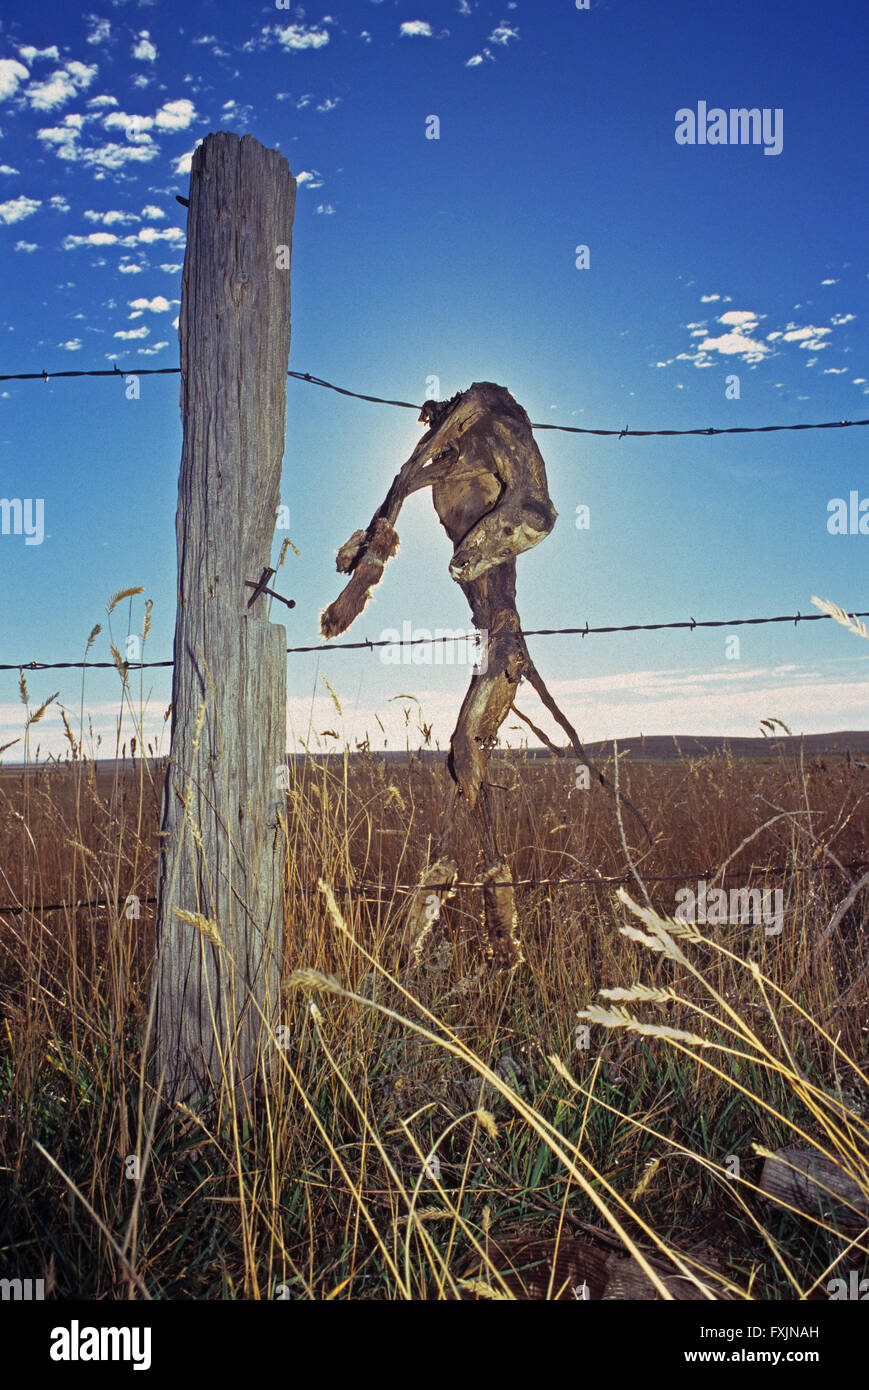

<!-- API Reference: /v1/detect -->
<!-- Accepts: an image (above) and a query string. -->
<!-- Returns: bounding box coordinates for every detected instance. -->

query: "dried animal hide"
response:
[321,382,650,968]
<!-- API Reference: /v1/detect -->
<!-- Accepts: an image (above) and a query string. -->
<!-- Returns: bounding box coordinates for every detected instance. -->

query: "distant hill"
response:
[577,732,869,763]
[3,731,869,775]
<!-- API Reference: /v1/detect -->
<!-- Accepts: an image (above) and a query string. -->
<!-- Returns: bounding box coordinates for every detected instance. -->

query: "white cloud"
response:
[465,54,485,66]
[58,338,83,350]
[717,309,762,327]
[141,203,165,220]
[63,230,119,247]
[114,326,150,339]
[118,261,144,273]
[88,141,159,171]
[154,98,197,130]
[85,16,112,46]
[14,240,38,252]
[820,278,838,286]
[295,169,323,188]
[103,111,153,136]
[781,324,831,349]
[315,203,335,215]
[128,295,171,312]
[41,120,160,170]
[271,24,330,50]
[489,24,519,44]
[87,94,118,108]
[27,61,98,111]
[221,99,253,124]
[173,143,202,176]
[316,97,340,112]
[400,21,433,37]
[684,329,767,364]
[84,208,140,224]
[0,195,41,225]
[700,293,720,302]
[132,31,157,62]
[134,226,185,244]
[830,312,855,326]
[823,367,847,374]
[49,194,70,211]
[35,122,75,157]
[160,262,182,273]
[0,59,29,102]
[0,163,19,175]
[138,341,170,356]
[18,45,60,64]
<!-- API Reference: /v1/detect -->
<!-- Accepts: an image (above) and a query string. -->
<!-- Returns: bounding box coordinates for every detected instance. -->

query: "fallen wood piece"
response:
[457,1234,721,1300]
[758,1147,869,1229]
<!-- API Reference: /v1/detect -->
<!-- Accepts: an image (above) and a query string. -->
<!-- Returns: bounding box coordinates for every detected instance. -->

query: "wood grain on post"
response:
[152,131,295,1108]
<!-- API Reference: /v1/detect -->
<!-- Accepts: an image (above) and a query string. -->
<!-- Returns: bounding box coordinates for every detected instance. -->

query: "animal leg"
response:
[473,783,523,968]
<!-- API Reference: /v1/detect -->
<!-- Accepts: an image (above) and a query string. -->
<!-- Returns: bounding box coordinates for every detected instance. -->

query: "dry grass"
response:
[0,639,868,1300]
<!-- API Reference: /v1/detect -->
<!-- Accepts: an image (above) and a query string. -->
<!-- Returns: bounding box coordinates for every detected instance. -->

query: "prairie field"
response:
[1,717,868,1300]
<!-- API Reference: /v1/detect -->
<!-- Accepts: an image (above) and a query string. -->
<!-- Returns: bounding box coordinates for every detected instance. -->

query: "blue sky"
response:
[0,0,867,762]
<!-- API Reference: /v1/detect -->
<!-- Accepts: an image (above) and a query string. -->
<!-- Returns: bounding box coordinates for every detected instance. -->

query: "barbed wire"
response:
[3,607,867,672]
[0,362,866,438]
[0,859,821,916]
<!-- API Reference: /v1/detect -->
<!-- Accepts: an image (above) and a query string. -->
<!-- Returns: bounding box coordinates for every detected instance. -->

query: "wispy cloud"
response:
[0,195,41,225]
[62,224,185,250]
[84,208,141,224]
[266,24,330,52]
[661,293,858,373]
[102,98,197,135]
[18,45,60,65]
[767,323,831,350]
[132,31,157,63]
[127,295,173,315]
[84,17,111,46]
[26,61,98,112]
[0,59,29,102]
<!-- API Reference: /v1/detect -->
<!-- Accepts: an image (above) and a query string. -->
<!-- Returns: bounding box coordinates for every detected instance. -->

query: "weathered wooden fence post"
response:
[152,131,295,1108]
